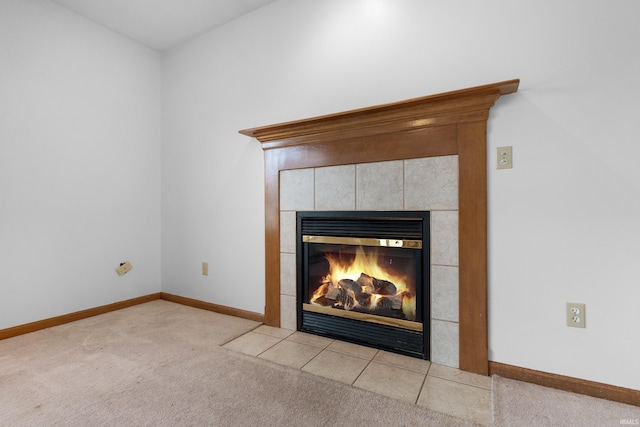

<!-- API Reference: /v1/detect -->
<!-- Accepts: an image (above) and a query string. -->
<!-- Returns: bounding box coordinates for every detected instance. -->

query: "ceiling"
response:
[50,0,278,51]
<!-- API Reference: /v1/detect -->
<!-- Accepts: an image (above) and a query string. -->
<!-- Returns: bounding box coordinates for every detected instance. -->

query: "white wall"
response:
[0,0,162,329]
[162,0,640,390]
[160,23,266,312]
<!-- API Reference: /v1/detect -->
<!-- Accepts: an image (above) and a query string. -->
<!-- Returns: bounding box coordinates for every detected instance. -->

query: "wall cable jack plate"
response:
[116,261,132,276]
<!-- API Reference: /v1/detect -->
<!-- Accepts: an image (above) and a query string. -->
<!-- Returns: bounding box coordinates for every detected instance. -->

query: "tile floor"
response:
[223,325,493,426]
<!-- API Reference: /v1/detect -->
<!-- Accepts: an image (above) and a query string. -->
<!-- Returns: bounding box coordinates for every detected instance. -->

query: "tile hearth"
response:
[224,325,492,426]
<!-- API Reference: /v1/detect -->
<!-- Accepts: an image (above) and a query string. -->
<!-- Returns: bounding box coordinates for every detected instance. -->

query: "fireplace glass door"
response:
[305,239,421,326]
[297,212,430,359]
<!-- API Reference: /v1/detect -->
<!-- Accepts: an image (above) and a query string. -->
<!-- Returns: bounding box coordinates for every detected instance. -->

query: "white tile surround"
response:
[279,156,460,368]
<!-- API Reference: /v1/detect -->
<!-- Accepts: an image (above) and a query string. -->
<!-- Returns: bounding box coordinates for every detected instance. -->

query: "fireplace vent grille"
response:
[300,216,424,240]
[302,311,424,357]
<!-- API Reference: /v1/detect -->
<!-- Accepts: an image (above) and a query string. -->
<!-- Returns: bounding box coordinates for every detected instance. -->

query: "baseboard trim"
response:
[489,361,639,407]
[0,292,263,342]
[0,293,162,341]
[160,292,264,323]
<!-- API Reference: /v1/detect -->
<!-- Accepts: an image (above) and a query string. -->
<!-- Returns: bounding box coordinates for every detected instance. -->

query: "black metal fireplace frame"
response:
[296,211,430,359]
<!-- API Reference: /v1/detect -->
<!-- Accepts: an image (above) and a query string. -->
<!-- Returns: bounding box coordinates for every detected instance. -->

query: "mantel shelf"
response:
[240,79,519,149]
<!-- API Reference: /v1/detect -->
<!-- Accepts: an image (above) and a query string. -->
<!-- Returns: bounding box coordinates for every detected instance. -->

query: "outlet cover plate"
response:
[497,146,513,169]
[566,302,586,328]
[202,262,209,276]
[116,261,132,276]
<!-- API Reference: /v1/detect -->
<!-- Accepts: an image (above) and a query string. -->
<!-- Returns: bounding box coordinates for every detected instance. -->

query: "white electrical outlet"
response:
[566,302,586,328]
[497,146,513,169]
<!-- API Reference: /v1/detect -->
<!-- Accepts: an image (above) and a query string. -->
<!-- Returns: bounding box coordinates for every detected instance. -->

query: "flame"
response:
[310,246,416,321]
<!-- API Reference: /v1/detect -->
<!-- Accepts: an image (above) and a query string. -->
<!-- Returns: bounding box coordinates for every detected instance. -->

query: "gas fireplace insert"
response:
[297,211,430,359]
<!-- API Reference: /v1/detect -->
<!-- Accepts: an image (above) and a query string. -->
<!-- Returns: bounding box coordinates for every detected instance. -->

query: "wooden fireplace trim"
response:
[240,79,519,375]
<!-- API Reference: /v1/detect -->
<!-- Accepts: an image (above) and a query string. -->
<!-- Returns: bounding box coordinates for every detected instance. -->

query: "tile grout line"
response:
[323,343,378,361]
[367,357,432,375]
[299,345,327,371]
[349,349,379,386]
[427,374,493,392]
[285,333,335,350]
[253,329,295,340]
[414,361,433,405]
[255,335,285,358]
[292,334,337,370]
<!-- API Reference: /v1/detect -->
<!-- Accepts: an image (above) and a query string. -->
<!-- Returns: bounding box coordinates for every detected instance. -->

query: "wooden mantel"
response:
[240,79,519,375]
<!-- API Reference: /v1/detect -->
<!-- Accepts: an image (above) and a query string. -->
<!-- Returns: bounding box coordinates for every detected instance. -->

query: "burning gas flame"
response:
[311,246,416,321]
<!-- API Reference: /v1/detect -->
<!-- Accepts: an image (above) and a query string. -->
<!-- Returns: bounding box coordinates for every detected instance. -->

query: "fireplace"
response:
[297,211,430,359]
[240,79,519,375]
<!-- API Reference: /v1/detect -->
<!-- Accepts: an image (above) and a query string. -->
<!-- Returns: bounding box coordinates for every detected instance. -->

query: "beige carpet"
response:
[1,300,637,426]
[493,375,639,426]
[0,301,474,426]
